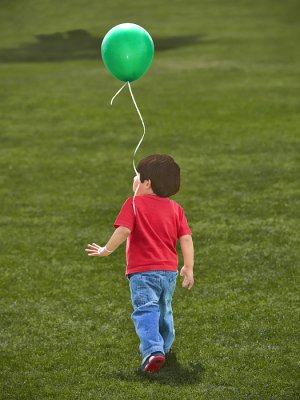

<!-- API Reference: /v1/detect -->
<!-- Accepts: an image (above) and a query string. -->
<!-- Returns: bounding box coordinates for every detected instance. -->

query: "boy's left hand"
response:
[85,243,107,257]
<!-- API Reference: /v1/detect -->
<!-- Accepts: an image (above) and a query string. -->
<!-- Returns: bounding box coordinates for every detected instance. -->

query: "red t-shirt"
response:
[113,194,192,276]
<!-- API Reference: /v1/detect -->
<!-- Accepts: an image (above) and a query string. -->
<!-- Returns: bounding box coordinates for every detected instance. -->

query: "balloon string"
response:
[110,82,128,105]
[110,81,146,216]
[127,81,146,176]
[132,179,140,216]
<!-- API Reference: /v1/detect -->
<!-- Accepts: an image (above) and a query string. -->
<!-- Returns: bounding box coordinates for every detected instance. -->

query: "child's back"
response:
[114,194,192,276]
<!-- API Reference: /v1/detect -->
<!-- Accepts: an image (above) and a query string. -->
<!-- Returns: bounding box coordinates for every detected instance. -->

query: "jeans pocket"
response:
[130,274,160,309]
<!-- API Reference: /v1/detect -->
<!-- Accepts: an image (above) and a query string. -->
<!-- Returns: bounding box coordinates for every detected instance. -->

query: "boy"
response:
[85,154,194,373]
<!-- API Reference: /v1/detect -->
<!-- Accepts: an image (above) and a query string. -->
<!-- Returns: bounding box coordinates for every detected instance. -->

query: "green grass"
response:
[0,1,299,399]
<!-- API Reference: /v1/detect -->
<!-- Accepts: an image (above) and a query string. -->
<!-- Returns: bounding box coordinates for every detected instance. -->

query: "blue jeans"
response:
[128,270,178,359]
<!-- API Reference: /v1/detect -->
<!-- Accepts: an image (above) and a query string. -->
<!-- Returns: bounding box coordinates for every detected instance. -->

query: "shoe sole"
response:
[143,355,165,373]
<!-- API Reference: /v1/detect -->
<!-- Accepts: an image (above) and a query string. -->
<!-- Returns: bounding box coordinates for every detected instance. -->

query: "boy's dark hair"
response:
[137,154,180,197]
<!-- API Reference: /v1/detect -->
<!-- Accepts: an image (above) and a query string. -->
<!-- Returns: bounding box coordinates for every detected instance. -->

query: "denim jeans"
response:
[128,270,178,359]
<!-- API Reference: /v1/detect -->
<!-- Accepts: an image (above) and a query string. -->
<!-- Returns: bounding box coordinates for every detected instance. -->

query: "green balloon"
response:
[101,23,154,82]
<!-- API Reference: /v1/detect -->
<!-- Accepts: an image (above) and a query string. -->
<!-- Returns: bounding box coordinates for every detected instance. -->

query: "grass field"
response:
[1,1,299,399]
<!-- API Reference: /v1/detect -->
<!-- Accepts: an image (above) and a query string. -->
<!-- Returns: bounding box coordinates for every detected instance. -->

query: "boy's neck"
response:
[138,189,156,196]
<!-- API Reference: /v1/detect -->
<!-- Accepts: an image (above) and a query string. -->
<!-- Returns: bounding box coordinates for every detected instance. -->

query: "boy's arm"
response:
[179,234,194,289]
[105,226,131,252]
[85,226,131,257]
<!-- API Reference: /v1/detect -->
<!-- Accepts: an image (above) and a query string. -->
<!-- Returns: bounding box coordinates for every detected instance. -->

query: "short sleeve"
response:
[114,198,135,232]
[177,207,192,239]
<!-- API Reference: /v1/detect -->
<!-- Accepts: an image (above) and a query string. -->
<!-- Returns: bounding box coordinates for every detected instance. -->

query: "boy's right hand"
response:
[180,265,194,290]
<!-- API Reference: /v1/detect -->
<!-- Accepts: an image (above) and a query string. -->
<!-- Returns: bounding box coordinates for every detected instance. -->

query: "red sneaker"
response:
[141,352,165,373]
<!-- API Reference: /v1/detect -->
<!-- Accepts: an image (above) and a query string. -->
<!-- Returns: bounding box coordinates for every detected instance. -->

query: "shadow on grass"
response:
[111,352,205,386]
[0,29,210,63]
